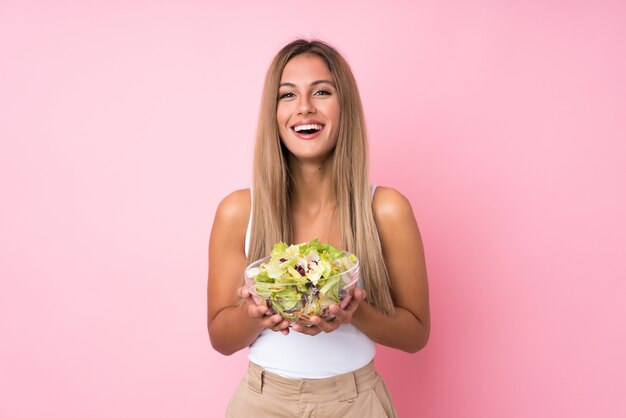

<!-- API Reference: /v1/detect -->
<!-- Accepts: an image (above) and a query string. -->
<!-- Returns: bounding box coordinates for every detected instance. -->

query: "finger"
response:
[339,294,352,309]
[307,316,340,333]
[271,319,290,332]
[239,286,251,299]
[262,314,283,328]
[329,292,364,323]
[291,323,321,336]
[353,288,366,302]
[328,305,349,323]
[344,289,366,312]
[336,288,364,311]
[248,304,269,318]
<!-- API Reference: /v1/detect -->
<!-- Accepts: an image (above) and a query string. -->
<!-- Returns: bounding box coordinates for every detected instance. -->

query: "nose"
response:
[297,95,316,115]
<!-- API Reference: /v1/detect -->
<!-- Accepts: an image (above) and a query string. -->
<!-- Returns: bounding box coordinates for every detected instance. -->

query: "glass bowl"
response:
[244,251,360,323]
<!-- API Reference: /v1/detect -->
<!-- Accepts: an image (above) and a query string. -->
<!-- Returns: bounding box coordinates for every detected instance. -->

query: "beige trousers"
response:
[225,361,398,418]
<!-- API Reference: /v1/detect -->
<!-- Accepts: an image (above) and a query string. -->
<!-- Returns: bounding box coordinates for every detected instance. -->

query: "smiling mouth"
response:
[292,123,324,135]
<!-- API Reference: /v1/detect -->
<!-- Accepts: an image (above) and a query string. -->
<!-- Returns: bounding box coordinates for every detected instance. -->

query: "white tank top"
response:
[245,186,378,379]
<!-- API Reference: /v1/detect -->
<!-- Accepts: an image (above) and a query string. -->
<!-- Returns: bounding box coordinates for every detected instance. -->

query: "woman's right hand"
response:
[239,286,291,335]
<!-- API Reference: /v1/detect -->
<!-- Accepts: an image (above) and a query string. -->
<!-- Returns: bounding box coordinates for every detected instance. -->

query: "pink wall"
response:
[1,1,625,417]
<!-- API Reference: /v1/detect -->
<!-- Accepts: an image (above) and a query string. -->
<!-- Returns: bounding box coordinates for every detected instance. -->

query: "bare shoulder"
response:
[211,189,251,250]
[372,186,416,224]
[214,188,251,226]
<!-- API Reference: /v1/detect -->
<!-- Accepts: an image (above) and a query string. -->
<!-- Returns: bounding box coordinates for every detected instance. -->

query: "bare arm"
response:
[207,190,289,356]
[292,187,430,353]
[352,186,430,352]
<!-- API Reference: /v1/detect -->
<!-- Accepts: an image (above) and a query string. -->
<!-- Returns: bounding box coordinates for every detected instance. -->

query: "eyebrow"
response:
[279,80,336,88]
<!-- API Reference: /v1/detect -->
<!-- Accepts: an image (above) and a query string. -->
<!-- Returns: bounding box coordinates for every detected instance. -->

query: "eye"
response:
[279,92,295,99]
[313,90,331,96]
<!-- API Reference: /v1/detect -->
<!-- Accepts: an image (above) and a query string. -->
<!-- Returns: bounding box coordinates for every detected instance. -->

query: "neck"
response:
[287,154,335,212]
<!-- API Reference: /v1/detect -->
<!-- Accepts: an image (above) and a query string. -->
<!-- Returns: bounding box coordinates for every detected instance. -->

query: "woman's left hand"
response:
[291,288,366,335]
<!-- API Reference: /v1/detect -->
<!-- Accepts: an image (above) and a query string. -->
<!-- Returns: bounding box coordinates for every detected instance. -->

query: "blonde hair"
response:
[248,39,395,315]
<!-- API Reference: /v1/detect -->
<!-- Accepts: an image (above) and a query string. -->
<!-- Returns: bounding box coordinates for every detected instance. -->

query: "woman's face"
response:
[276,54,340,164]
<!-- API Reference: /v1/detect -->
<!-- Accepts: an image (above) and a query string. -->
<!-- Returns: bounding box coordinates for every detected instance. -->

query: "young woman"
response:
[207,39,430,418]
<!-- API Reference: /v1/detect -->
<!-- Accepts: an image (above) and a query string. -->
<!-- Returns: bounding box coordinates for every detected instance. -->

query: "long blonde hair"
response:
[248,39,394,315]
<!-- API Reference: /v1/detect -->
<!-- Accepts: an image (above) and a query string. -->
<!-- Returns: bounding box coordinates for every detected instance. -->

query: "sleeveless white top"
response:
[245,186,378,379]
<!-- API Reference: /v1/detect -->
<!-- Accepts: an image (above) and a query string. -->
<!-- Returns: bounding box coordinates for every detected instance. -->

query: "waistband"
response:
[246,361,380,402]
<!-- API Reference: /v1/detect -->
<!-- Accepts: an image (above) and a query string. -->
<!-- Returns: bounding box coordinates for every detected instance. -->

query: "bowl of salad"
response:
[244,239,360,323]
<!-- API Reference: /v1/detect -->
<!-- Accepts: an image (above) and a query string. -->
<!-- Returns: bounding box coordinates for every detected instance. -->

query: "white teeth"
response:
[293,124,323,132]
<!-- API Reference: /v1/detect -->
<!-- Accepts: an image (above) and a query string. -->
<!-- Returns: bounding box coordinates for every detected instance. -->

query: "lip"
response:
[290,119,325,140]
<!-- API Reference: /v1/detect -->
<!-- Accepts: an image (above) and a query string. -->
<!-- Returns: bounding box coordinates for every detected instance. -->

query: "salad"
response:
[245,239,359,322]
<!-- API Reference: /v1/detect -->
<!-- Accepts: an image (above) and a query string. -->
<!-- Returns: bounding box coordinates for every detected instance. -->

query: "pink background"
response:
[1,1,625,417]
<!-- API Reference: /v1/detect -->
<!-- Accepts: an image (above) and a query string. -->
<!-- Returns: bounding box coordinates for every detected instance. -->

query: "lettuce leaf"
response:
[246,239,358,321]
